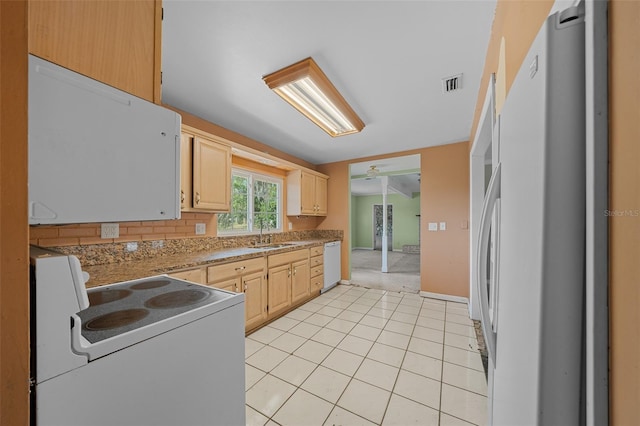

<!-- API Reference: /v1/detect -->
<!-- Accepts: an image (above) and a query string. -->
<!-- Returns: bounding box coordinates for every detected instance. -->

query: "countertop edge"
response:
[84,239,339,288]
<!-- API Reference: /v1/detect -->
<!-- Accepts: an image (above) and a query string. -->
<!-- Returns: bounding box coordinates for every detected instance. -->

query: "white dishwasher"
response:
[323,241,341,293]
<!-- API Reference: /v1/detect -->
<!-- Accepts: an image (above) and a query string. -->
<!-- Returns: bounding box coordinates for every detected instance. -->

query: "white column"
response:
[381,176,389,273]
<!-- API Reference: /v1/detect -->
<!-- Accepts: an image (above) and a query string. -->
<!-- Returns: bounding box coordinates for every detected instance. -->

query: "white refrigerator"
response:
[477,6,585,425]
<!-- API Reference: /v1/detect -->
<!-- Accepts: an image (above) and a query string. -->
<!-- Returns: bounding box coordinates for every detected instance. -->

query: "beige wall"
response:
[421,142,470,297]
[470,0,555,141]
[609,0,640,423]
[318,142,470,298]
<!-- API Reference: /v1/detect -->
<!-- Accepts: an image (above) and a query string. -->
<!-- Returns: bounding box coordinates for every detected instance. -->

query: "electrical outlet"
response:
[288,222,293,230]
[428,222,438,231]
[152,240,164,249]
[439,222,447,231]
[195,223,206,235]
[101,223,119,239]
[126,242,138,252]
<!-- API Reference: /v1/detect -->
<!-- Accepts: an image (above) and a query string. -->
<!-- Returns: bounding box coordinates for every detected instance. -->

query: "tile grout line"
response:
[249,286,383,424]
[247,285,484,425]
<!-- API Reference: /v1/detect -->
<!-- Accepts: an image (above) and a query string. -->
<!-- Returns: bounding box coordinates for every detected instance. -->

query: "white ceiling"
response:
[350,154,420,196]
[161,0,497,166]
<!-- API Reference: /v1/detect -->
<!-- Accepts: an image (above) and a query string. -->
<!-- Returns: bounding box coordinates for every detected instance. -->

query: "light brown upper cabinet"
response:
[287,170,328,216]
[29,0,162,103]
[181,128,231,212]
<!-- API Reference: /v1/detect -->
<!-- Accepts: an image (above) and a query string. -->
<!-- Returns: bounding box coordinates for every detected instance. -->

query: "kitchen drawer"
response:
[311,274,324,292]
[169,268,205,284]
[310,265,323,278]
[207,257,265,282]
[310,254,323,268]
[268,249,308,268]
[310,245,324,257]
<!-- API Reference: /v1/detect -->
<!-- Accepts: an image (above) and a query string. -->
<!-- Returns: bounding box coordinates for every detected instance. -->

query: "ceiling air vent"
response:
[442,74,463,93]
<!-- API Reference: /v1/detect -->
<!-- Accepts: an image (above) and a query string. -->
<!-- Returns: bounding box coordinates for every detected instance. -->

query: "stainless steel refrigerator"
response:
[477,5,586,425]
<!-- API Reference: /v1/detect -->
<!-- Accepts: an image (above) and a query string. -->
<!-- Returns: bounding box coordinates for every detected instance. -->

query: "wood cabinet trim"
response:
[267,249,309,268]
[207,257,266,282]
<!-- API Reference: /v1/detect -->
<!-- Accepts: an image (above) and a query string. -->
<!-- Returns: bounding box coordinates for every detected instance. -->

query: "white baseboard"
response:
[419,291,469,305]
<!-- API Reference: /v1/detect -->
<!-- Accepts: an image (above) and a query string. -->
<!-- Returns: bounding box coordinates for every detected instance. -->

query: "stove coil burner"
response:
[130,279,171,290]
[84,309,149,331]
[144,289,209,309]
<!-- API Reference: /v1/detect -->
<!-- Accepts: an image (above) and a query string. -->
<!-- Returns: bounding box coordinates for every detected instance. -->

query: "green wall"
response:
[352,193,421,250]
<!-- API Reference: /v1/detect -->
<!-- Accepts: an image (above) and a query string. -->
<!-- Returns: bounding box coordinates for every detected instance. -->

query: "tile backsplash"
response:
[30,212,218,247]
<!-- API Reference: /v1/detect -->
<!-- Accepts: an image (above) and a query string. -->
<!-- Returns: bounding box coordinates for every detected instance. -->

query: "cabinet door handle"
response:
[288,268,291,277]
[244,282,248,291]
[235,266,246,271]
[293,268,297,276]
[195,192,201,205]
[180,190,185,203]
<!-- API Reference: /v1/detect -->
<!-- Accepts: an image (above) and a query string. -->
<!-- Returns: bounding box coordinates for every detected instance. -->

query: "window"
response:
[217,169,282,234]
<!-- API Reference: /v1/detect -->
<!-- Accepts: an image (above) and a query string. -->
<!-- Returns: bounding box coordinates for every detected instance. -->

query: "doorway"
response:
[349,154,421,293]
[373,204,393,251]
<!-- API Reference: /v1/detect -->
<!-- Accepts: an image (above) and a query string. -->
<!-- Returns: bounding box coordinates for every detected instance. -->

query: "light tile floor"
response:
[245,284,487,426]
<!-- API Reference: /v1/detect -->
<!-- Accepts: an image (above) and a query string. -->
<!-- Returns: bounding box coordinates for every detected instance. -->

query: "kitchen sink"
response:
[252,243,296,249]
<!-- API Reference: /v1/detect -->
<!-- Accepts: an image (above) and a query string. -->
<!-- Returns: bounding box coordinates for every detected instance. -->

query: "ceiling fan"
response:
[366,165,380,179]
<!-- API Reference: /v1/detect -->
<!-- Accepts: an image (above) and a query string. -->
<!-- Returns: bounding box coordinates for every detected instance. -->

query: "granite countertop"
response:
[83,239,335,288]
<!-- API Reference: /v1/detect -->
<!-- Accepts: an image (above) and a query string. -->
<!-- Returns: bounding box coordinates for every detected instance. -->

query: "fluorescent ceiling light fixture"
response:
[263,57,364,137]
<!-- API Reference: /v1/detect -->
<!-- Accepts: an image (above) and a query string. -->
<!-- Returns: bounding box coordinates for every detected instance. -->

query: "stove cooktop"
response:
[78,277,228,344]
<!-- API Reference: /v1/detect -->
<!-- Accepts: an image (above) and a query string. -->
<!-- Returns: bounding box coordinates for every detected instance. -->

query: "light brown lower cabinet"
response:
[168,268,206,284]
[168,245,327,333]
[266,263,291,317]
[241,270,268,330]
[267,249,310,318]
[291,259,310,304]
[208,277,238,293]
[207,257,267,332]
[310,245,324,292]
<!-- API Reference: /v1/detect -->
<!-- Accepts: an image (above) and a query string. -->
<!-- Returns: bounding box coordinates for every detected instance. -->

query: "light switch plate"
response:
[101,223,119,239]
[428,222,438,231]
[195,223,206,235]
[439,222,446,231]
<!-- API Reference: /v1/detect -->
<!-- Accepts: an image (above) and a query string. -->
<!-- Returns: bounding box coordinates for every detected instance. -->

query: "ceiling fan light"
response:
[263,57,364,137]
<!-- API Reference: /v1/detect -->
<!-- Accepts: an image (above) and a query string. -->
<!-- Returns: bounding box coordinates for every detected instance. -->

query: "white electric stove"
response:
[30,246,245,426]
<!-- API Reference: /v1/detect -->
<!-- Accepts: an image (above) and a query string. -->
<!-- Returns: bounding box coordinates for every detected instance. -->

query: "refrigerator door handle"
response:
[477,162,501,366]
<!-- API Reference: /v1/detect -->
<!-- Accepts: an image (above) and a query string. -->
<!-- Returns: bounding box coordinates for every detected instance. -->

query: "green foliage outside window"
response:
[218,171,280,234]
[253,180,279,231]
